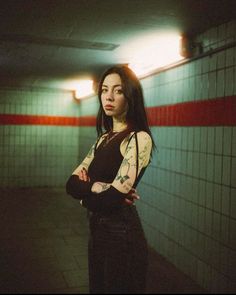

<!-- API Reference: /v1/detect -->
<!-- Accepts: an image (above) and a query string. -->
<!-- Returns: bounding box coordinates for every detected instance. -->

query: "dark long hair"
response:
[96,65,155,151]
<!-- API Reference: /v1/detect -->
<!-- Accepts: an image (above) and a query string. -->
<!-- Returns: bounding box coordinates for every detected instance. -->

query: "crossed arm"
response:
[66,131,152,213]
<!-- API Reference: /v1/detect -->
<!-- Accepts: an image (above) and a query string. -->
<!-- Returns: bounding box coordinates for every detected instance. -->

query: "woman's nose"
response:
[105,90,114,101]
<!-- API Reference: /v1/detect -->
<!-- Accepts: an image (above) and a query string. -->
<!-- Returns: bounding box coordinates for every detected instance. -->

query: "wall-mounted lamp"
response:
[180,34,203,58]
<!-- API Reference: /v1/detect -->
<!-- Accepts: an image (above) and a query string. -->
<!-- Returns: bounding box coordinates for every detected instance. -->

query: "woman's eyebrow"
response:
[102,84,122,88]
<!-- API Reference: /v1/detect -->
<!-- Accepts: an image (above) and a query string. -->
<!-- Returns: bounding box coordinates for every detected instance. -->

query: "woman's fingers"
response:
[124,188,140,205]
[131,192,140,200]
[74,167,90,182]
[124,198,133,205]
[82,168,86,181]
[129,188,135,194]
[128,188,140,200]
[82,167,90,182]
[78,170,84,180]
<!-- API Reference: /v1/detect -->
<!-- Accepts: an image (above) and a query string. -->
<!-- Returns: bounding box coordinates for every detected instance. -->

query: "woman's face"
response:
[101,73,128,119]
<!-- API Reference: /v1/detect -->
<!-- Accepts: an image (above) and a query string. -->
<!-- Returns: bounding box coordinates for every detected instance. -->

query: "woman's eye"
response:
[115,89,123,94]
[101,88,107,93]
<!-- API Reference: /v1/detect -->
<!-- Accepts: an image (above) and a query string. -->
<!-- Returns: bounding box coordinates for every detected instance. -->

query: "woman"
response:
[66,65,155,294]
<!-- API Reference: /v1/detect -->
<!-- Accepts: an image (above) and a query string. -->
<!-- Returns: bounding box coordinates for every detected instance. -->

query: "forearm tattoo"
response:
[95,182,111,193]
[113,133,152,193]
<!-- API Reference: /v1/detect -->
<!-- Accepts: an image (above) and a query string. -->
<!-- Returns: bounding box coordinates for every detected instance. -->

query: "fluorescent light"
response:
[74,79,94,99]
[120,32,183,77]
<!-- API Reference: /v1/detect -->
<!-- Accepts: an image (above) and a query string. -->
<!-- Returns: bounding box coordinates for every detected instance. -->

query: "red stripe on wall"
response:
[0,114,96,126]
[147,96,236,126]
[0,96,235,127]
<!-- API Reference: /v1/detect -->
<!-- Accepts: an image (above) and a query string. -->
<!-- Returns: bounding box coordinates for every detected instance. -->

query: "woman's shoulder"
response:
[127,131,152,166]
[124,131,152,153]
[128,130,152,143]
[137,130,151,139]
[136,131,152,151]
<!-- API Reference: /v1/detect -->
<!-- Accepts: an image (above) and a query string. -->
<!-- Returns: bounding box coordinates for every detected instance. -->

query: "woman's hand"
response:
[78,167,90,182]
[124,188,140,205]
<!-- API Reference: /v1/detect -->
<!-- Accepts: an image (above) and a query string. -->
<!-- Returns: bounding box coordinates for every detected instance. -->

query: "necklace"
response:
[103,131,120,147]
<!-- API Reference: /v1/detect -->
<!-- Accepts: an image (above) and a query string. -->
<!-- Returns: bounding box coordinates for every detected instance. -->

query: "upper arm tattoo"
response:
[137,134,152,172]
[112,132,151,193]
[77,134,107,171]
[80,144,95,169]
[73,142,96,174]
[115,155,134,184]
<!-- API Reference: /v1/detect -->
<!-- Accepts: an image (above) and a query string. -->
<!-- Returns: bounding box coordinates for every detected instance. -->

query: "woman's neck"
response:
[112,116,128,132]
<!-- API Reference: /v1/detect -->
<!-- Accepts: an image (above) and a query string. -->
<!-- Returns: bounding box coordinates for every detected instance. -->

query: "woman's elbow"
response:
[66,176,77,197]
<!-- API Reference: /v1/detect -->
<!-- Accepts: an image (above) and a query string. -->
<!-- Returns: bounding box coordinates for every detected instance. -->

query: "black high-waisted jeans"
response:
[88,205,148,294]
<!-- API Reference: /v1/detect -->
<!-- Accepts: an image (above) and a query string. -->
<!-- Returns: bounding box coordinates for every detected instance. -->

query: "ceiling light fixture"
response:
[127,33,183,77]
[74,79,95,100]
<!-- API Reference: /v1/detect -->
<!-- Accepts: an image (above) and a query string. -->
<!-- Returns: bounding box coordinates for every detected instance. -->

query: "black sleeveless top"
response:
[88,129,146,188]
[66,129,147,214]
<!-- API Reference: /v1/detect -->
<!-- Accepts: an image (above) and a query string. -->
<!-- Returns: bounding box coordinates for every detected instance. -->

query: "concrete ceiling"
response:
[0,0,235,91]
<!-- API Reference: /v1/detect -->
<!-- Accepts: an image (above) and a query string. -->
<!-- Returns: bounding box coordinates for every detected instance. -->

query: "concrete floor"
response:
[0,187,206,294]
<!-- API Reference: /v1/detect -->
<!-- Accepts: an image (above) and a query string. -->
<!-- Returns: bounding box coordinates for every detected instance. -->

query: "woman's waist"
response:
[89,205,140,230]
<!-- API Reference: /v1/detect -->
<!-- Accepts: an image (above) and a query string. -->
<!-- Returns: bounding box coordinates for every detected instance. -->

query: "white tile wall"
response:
[135,20,236,293]
[0,89,80,187]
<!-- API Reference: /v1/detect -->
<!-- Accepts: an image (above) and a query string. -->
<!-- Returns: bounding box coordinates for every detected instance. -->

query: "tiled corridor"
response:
[0,188,206,294]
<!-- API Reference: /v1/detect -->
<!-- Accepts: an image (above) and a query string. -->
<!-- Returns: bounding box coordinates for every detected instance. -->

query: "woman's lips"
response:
[104,105,114,110]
